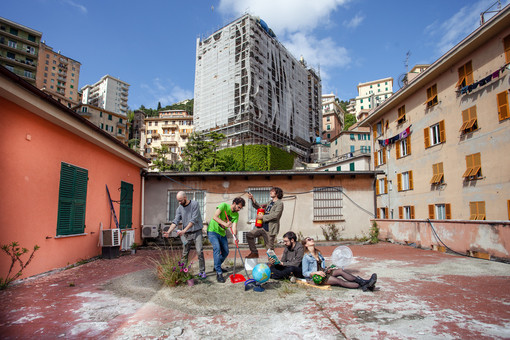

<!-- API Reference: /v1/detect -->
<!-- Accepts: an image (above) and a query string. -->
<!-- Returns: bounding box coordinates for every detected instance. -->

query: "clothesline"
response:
[457,62,509,95]
[378,125,412,147]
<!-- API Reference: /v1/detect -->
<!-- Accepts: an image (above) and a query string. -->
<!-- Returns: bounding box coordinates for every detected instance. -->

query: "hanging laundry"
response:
[492,69,500,79]
[478,74,492,86]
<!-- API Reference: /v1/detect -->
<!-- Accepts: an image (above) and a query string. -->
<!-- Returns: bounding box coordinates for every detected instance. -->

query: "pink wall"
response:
[374,219,510,260]
[0,98,143,279]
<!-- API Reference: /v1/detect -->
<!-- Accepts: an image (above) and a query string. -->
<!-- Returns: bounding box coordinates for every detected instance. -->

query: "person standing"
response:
[207,197,245,283]
[268,231,304,280]
[246,187,284,258]
[163,191,205,276]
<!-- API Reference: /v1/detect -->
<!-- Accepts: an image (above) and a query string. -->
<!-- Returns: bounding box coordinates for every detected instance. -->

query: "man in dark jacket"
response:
[268,231,304,280]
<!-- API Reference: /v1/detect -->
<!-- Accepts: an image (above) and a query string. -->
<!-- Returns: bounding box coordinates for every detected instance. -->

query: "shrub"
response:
[369,221,380,244]
[0,241,40,290]
[320,224,341,241]
[152,247,203,287]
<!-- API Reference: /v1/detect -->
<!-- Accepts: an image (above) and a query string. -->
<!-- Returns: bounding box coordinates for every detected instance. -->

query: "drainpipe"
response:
[141,170,146,226]
[372,172,378,219]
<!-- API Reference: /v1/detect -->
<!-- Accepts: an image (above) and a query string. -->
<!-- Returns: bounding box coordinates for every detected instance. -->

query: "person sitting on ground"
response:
[301,237,377,291]
[245,187,284,258]
[268,231,304,280]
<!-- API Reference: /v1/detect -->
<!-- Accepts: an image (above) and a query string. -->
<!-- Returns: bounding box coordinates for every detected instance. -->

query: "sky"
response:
[2,0,508,110]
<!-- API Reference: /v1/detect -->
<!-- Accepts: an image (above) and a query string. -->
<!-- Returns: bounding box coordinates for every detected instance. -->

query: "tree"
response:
[157,102,162,110]
[151,145,176,171]
[343,113,357,131]
[180,131,226,171]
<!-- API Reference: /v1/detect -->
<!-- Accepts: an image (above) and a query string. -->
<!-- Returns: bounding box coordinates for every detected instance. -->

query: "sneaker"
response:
[216,273,225,283]
[246,252,259,259]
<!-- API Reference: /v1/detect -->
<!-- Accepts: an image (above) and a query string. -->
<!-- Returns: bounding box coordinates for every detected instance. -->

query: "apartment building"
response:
[355,77,393,121]
[321,93,344,141]
[0,17,41,84]
[36,42,81,108]
[142,110,193,167]
[361,5,510,221]
[74,103,130,143]
[193,14,322,161]
[81,75,129,116]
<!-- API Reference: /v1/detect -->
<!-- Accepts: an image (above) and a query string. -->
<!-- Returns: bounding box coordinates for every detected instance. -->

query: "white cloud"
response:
[63,0,87,14]
[343,13,364,28]
[139,79,193,108]
[217,0,351,35]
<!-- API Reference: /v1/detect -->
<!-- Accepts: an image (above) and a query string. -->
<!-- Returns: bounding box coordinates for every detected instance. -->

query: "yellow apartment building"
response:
[142,110,193,167]
[361,5,510,222]
[74,103,130,143]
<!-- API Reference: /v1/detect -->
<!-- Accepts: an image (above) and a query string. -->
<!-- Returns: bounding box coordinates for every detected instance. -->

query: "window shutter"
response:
[463,154,474,177]
[384,178,388,194]
[397,173,402,191]
[382,147,387,164]
[407,137,411,155]
[438,162,444,183]
[377,209,380,219]
[446,204,451,219]
[410,206,415,219]
[428,205,435,219]
[439,120,446,143]
[373,126,377,139]
[396,140,401,159]
[385,207,389,219]
[469,202,477,220]
[398,206,403,219]
[409,170,414,190]
[119,181,133,229]
[473,153,482,177]
[430,163,438,184]
[504,35,510,63]
[456,64,466,88]
[374,151,378,167]
[466,61,473,86]
[479,201,486,220]
[376,179,380,195]
[497,91,509,121]
[424,127,430,148]
[57,163,88,236]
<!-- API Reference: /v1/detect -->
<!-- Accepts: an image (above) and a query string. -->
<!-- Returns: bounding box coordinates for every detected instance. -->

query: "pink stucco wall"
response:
[374,219,510,259]
[0,98,143,279]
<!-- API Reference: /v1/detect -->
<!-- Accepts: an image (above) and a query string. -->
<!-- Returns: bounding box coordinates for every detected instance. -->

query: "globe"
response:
[252,263,271,283]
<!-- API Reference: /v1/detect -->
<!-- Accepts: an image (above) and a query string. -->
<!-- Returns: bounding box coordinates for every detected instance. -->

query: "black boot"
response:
[354,274,377,292]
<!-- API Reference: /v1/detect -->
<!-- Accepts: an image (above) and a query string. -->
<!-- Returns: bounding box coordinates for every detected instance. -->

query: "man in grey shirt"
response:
[268,231,304,280]
[163,191,205,276]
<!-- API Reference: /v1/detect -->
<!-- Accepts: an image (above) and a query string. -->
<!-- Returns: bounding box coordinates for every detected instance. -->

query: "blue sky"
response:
[2,0,508,110]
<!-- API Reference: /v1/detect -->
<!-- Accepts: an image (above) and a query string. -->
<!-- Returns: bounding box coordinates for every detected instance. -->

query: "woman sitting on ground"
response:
[301,237,377,291]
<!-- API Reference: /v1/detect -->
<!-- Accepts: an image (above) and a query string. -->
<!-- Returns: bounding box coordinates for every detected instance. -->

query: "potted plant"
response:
[130,242,139,255]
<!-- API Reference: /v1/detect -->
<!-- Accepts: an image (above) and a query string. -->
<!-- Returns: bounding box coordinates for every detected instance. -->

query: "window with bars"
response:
[313,187,343,221]
[57,163,88,236]
[246,187,271,220]
[460,106,478,133]
[167,190,206,222]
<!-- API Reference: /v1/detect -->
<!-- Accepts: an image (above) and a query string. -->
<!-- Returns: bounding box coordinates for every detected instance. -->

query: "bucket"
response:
[245,258,258,271]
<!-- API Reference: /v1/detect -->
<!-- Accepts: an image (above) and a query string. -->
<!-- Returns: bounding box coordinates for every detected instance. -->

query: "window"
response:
[327,124,331,130]
[396,137,411,159]
[336,166,341,171]
[81,106,87,113]
[504,35,510,63]
[374,147,387,167]
[167,190,206,222]
[397,105,406,124]
[119,118,123,124]
[246,187,271,220]
[350,145,355,152]
[106,124,109,131]
[424,120,445,148]
[99,112,103,117]
[350,134,355,140]
[376,177,388,195]
[8,40,16,48]
[326,117,330,122]
[349,163,355,171]
[26,46,35,54]
[456,61,474,88]
[397,171,413,191]
[428,203,451,220]
[460,106,478,133]
[430,162,444,185]
[377,207,389,219]
[56,163,88,236]
[313,187,343,221]
[119,181,133,229]
[399,206,415,219]
[10,27,18,35]
[108,114,112,120]
[28,34,36,42]
[469,201,486,220]
[425,84,438,107]
[100,123,104,129]
[6,51,15,59]
[463,153,482,180]
[497,91,509,121]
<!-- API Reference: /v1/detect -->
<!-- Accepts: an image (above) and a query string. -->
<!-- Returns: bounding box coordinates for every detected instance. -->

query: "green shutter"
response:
[119,181,133,229]
[350,163,355,171]
[57,163,88,235]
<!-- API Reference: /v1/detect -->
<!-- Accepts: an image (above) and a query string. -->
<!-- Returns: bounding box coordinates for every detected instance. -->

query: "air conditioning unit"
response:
[102,229,121,247]
[238,231,250,244]
[121,230,134,251]
[142,225,159,238]
[161,224,179,238]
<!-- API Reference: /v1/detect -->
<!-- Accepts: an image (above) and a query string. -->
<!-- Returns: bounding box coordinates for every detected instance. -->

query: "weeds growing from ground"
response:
[0,241,40,290]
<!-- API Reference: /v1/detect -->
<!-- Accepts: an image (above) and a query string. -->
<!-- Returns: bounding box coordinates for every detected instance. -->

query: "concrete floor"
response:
[0,242,509,339]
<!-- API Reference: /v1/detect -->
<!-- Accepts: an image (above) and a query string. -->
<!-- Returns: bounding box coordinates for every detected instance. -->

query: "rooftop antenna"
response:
[480,0,501,25]
[398,51,411,89]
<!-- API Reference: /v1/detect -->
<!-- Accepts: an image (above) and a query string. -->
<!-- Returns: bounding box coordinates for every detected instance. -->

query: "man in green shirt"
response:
[207,197,245,283]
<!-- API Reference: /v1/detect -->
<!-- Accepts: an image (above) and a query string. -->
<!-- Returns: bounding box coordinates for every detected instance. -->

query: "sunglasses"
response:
[306,237,314,241]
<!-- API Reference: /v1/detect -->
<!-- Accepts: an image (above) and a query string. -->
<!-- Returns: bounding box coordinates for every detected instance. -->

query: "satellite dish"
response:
[398,73,408,89]
[330,246,353,269]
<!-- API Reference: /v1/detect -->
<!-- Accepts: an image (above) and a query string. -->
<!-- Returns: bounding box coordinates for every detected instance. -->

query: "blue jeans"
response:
[207,231,229,274]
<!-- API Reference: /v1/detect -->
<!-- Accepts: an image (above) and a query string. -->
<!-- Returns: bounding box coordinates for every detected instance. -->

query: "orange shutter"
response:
[460,108,470,131]
[373,125,377,139]
[397,173,402,191]
[384,178,388,194]
[472,153,481,177]
[439,120,446,143]
[428,204,435,219]
[424,127,430,148]
[469,202,477,220]
[385,207,389,219]
[463,154,474,177]
[377,209,380,219]
[504,35,510,63]
[410,206,415,219]
[409,170,414,190]
[374,151,378,167]
[456,65,466,87]
[399,206,403,219]
[445,204,451,219]
[407,137,411,155]
[430,163,438,184]
[396,140,401,159]
[375,179,380,195]
[465,61,473,86]
[497,91,509,121]
[382,147,387,164]
[479,202,486,220]
[438,162,444,183]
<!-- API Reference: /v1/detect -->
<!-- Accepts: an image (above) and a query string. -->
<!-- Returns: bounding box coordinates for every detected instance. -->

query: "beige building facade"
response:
[36,42,81,108]
[361,5,510,222]
[321,93,344,142]
[74,103,130,143]
[142,110,193,167]
[355,77,393,121]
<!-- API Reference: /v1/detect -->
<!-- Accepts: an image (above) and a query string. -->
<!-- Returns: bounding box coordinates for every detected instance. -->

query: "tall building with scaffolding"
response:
[193,14,321,160]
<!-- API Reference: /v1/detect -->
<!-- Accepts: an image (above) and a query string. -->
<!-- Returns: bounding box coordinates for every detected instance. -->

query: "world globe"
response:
[252,263,271,283]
